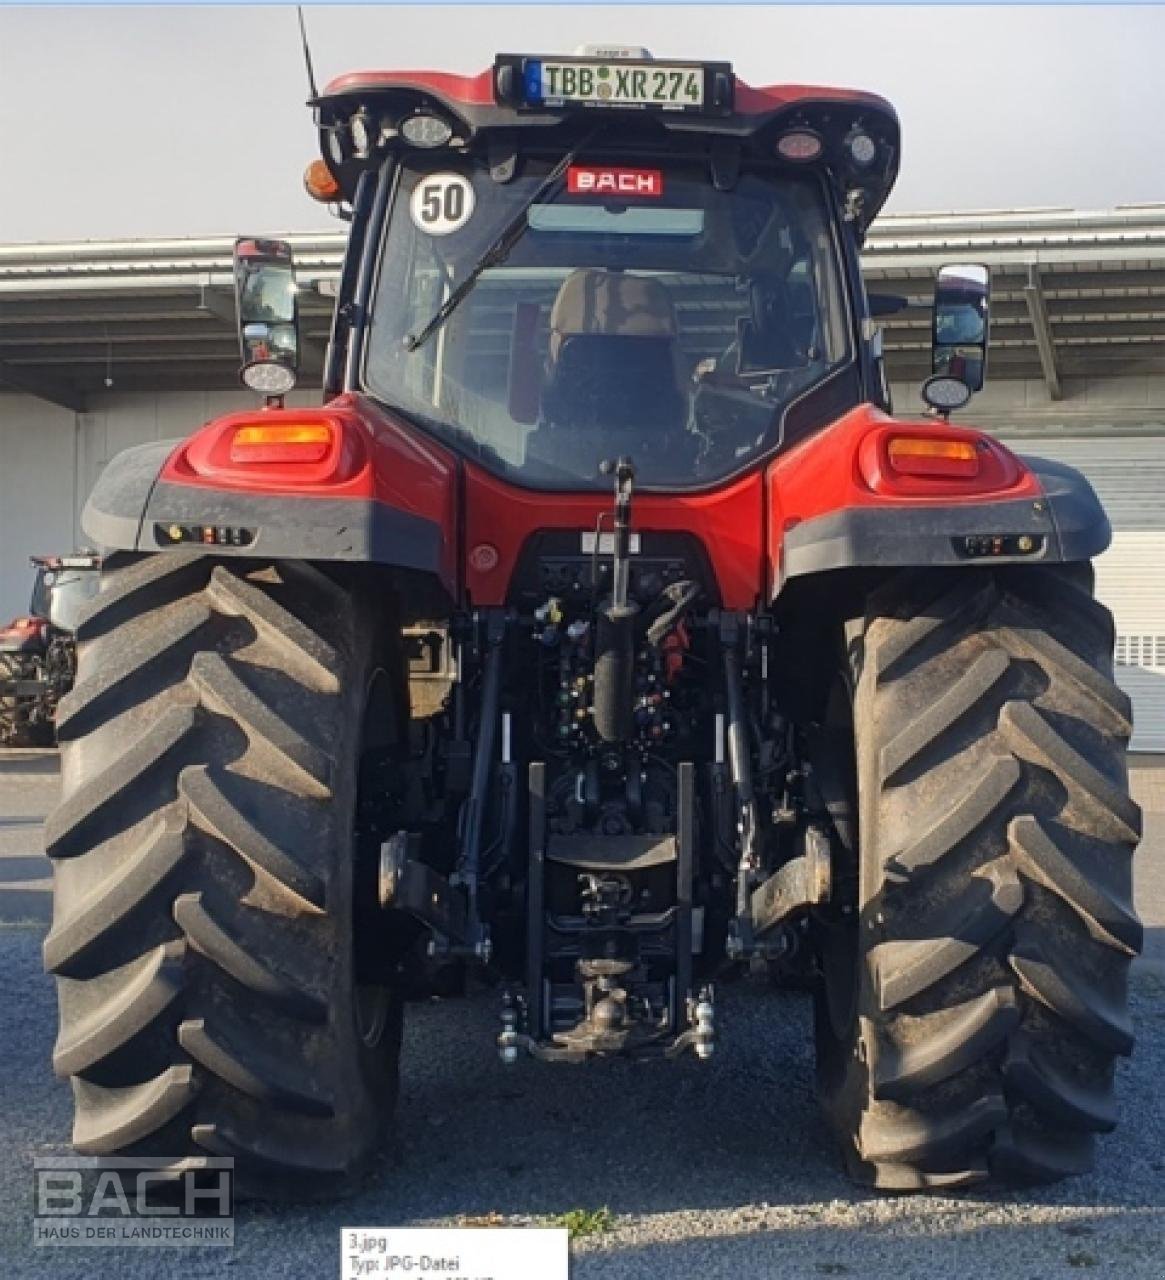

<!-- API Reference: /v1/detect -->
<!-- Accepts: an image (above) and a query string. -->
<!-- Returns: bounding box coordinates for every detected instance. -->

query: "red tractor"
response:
[0,553,101,745]
[45,48,1141,1197]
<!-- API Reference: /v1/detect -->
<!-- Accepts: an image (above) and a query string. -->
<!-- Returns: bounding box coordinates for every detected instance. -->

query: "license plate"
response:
[533,60,704,110]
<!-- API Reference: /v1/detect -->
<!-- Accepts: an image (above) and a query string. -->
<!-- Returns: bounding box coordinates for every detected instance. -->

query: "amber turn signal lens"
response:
[230,423,333,464]
[303,158,341,202]
[887,436,980,479]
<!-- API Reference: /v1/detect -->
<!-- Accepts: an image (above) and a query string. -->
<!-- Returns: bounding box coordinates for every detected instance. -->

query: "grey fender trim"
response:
[82,448,446,576]
[1019,454,1113,562]
[81,440,178,552]
[141,482,446,573]
[780,456,1110,590]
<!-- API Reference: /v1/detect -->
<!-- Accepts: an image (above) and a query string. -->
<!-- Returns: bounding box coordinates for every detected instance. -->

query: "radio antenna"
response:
[296,6,319,101]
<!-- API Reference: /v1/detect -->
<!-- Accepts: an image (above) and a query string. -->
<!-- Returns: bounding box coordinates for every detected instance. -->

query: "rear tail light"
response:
[229,423,333,464]
[164,409,370,491]
[857,425,1021,496]
[887,436,980,479]
[776,130,823,162]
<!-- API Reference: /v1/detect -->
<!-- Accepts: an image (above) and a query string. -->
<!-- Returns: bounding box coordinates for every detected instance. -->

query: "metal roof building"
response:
[1,207,1163,745]
[4,205,1165,407]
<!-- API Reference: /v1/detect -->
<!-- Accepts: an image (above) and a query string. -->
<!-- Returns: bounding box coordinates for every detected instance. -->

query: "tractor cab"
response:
[299,47,904,488]
[28,553,102,635]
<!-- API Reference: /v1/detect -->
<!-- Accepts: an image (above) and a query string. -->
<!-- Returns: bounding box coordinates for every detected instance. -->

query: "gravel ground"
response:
[1,751,1163,1279]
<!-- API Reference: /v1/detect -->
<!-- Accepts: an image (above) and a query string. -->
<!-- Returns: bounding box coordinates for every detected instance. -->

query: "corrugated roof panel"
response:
[1005,438,1165,530]
[1095,533,1165,752]
[1094,534,1165,631]
[1115,667,1165,752]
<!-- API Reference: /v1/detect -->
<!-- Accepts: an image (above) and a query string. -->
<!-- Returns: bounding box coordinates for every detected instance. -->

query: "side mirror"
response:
[233,238,300,397]
[929,263,989,402]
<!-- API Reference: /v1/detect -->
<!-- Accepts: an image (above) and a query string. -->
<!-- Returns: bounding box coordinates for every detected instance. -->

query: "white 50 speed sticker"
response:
[410,173,475,236]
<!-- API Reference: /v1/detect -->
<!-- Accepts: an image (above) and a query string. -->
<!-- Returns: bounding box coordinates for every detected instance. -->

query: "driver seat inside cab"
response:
[534,268,689,467]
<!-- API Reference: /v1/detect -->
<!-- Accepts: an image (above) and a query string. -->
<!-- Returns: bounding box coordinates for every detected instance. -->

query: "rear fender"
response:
[82,394,460,599]
[767,405,1109,597]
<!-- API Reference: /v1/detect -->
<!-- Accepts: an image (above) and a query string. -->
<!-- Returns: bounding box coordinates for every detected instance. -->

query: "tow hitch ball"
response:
[495,986,717,1064]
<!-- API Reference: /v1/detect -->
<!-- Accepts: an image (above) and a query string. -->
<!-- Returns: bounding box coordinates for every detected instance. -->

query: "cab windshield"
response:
[365,153,851,489]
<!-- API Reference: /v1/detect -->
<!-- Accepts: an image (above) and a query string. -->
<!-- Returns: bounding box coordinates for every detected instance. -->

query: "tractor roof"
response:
[321,67,895,118]
[314,57,900,233]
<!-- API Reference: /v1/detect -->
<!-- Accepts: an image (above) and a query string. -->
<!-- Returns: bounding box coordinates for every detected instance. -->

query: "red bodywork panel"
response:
[462,466,764,610]
[160,395,461,597]
[764,405,1042,590]
[158,398,1043,611]
[325,68,497,104]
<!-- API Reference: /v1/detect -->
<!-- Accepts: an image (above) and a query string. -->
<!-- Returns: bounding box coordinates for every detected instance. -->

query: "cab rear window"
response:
[365,155,850,489]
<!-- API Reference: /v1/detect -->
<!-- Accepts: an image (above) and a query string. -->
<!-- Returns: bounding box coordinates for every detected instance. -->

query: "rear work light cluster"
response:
[774,120,885,177]
[317,105,463,183]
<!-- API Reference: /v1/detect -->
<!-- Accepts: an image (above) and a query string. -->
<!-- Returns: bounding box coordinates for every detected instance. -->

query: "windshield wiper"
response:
[403,129,603,353]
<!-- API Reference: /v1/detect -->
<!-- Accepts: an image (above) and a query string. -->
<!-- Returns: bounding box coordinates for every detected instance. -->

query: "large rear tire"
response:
[44,552,406,1198]
[815,565,1142,1189]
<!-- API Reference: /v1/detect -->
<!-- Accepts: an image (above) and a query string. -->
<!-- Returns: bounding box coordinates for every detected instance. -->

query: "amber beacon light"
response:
[304,158,341,202]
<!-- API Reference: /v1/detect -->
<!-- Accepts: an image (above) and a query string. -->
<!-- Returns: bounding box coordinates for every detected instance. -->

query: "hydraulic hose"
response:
[723,645,760,916]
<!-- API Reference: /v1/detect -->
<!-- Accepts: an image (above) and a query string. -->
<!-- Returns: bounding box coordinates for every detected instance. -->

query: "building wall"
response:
[0,388,316,619]
[991,434,1165,752]
[0,394,81,619]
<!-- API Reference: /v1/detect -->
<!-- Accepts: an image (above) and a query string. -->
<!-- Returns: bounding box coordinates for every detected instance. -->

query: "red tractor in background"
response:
[0,553,100,745]
[45,47,1141,1198]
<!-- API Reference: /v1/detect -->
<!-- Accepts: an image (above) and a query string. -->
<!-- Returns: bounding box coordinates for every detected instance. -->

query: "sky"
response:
[1,4,1164,243]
